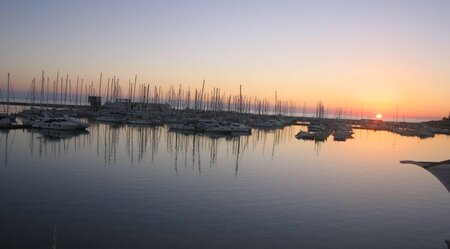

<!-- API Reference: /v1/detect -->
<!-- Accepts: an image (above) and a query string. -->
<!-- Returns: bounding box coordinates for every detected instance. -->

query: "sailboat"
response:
[0,73,16,127]
[307,101,326,132]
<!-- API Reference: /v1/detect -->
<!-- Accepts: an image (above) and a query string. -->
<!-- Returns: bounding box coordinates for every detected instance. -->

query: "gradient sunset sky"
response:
[1,0,449,119]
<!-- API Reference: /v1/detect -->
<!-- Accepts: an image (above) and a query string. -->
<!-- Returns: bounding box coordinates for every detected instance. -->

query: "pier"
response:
[0,124,30,130]
[314,127,335,141]
[2,100,449,138]
[0,101,89,108]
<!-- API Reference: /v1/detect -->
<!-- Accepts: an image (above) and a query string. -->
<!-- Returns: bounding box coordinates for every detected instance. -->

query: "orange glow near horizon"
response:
[1,71,448,120]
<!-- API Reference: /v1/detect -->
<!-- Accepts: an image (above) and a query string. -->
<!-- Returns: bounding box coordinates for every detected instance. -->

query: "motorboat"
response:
[0,113,16,122]
[253,119,283,129]
[96,115,125,123]
[21,116,36,126]
[37,129,89,140]
[392,125,435,139]
[64,115,89,129]
[229,122,251,133]
[127,118,161,126]
[169,122,196,131]
[205,123,231,133]
[332,130,353,141]
[308,121,326,132]
[0,117,12,128]
[416,125,435,138]
[196,120,214,131]
[295,130,316,140]
[333,124,354,141]
[32,117,89,130]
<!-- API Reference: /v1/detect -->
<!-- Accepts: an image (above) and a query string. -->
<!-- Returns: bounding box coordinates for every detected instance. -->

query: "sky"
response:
[1,0,449,120]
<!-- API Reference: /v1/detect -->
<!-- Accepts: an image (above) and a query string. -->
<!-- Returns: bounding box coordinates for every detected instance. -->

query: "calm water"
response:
[1,123,450,249]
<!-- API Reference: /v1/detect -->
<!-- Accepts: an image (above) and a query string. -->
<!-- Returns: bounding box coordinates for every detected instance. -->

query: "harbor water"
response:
[1,123,450,249]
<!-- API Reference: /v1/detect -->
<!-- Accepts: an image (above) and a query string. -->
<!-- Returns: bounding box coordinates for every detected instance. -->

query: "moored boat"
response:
[127,118,161,126]
[205,123,231,133]
[295,130,317,140]
[332,130,353,141]
[332,124,354,141]
[32,117,89,130]
[96,115,125,123]
[169,122,196,131]
[0,117,12,128]
[229,122,251,133]
[308,122,326,132]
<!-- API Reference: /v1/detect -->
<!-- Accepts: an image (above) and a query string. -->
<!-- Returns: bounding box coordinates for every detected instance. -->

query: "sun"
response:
[376,113,382,119]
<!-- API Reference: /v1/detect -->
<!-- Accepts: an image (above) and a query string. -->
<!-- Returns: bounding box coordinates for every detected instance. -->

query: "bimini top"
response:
[401,159,450,192]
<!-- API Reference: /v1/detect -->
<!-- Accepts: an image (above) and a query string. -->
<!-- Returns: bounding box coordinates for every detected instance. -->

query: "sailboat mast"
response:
[53,81,56,104]
[32,78,36,105]
[200,80,205,111]
[106,78,110,103]
[274,91,277,115]
[68,80,72,105]
[75,76,79,106]
[6,73,10,115]
[60,77,63,105]
[46,77,49,106]
[55,71,59,105]
[133,75,137,103]
[80,79,83,106]
[64,74,68,105]
[40,70,44,107]
[98,72,102,97]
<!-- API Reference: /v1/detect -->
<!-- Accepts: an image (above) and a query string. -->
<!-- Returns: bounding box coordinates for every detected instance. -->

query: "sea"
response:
[1,122,449,249]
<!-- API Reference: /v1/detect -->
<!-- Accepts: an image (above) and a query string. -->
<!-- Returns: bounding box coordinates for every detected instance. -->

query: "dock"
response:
[315,127,334,141]
[0,124,31,130]
[0,101,90,109]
